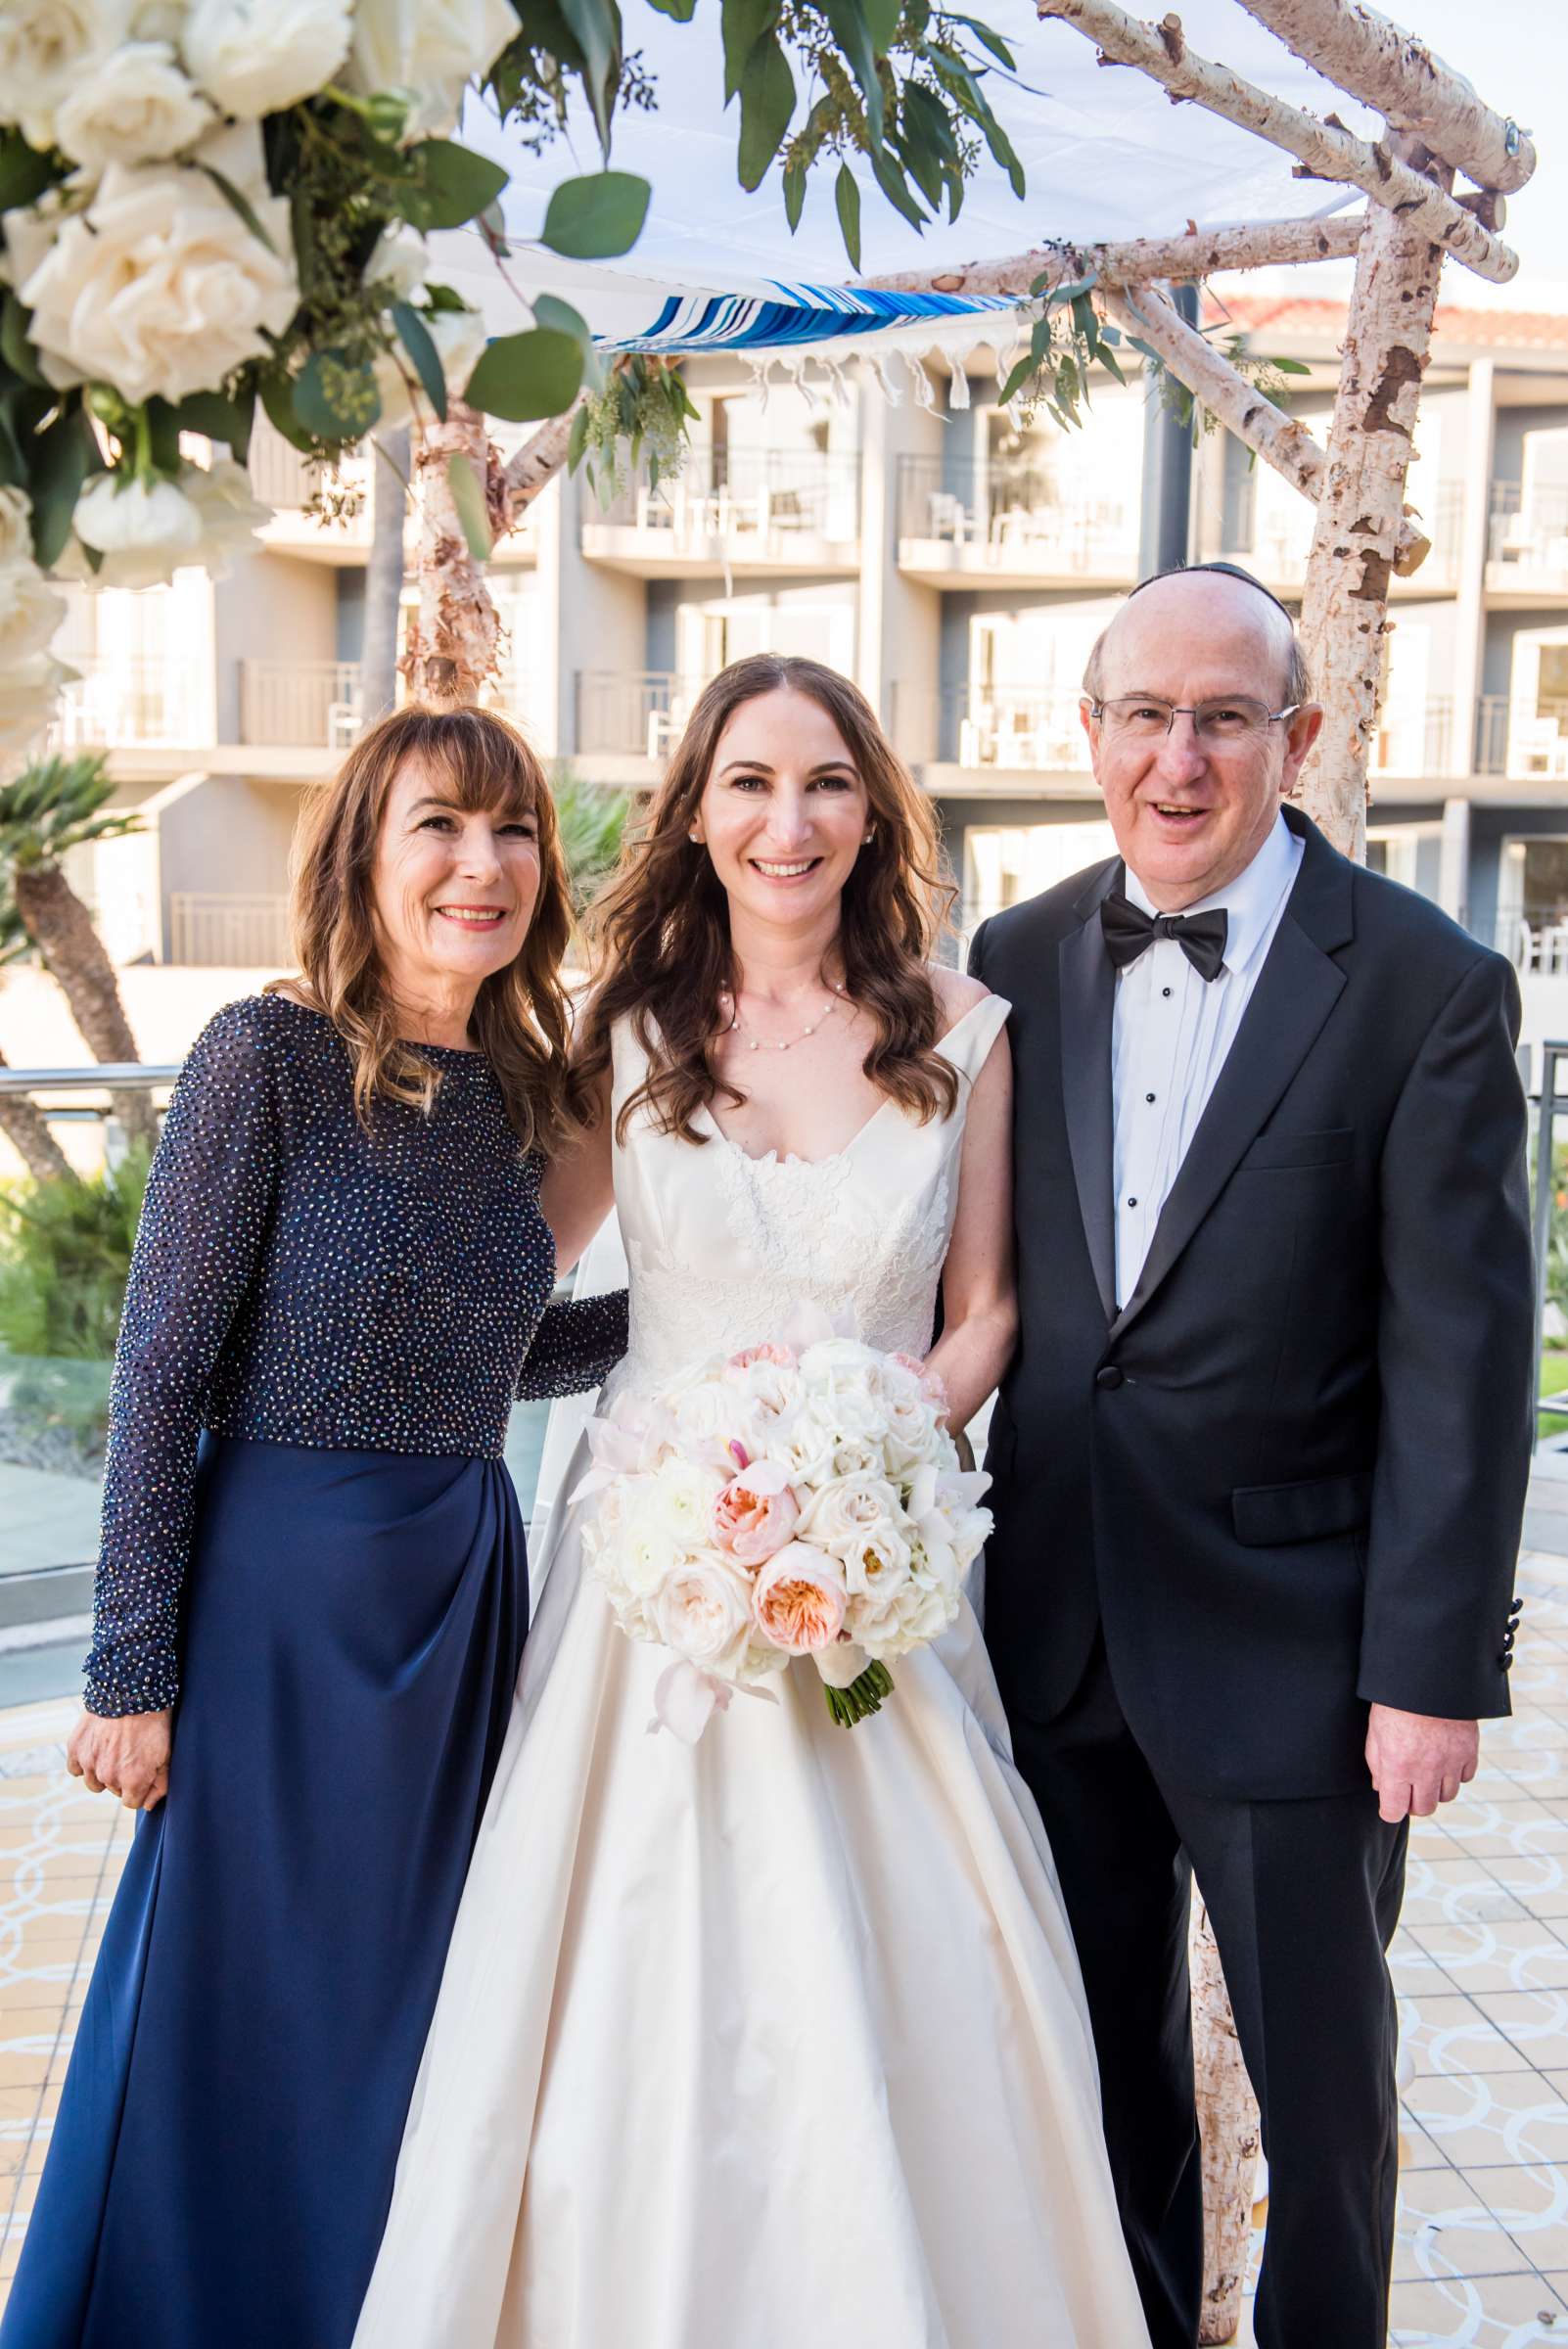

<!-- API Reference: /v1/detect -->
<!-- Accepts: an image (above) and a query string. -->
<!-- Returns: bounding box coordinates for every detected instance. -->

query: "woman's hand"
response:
[68,1708,172,1812]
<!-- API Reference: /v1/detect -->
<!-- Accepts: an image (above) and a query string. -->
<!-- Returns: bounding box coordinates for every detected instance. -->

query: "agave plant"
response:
[552,770,631,920]
[0,752,154,1147]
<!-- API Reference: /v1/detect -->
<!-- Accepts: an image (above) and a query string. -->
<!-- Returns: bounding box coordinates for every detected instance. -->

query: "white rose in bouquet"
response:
[56,42,214,172]
[73,473,204,588]
[183,0,351,121]
[653,1558,753,1675]
[18,141,297,406]
[0,0,130,152]
[799,1473,901,1552]
[345,0,518,138]
[842,1523,912,1602]
[645,1454,725,1553]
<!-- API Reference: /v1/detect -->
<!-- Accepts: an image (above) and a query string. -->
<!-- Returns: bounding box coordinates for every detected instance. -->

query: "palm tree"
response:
[0,897,75,1184]
[0,754,156,1147]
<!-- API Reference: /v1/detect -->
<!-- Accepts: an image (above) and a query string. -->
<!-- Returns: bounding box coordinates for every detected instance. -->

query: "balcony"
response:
[900,685,1094,777]
[1488,486,1568,600]
[240,660,363,749]
[580,451,860,579]
[1477,697,1568,782]
[51,659,212,751]
[1368,698,1453,779]
[576,669,712,760]
[169,893,291,967]
[897,457,1137,590]
[248,419,535,570]
[1226,482,1464,597]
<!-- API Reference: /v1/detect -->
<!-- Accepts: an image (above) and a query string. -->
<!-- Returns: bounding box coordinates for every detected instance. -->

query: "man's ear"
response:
[1280,702,1325,789]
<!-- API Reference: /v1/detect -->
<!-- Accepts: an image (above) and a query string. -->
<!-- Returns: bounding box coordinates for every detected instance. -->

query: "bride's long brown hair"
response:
[576,655,958,1145]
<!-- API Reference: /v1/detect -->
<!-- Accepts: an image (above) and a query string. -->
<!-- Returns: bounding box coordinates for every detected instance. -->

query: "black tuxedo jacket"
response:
[969,805,1535,1800]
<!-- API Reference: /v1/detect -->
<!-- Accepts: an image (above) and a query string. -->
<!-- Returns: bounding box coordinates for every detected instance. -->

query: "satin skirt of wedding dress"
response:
[352,1001,1152,2349]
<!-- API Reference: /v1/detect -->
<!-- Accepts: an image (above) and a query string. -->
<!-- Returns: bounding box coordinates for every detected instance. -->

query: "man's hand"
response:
[1365,1704,1478,1824]
[67,1708,172,1812]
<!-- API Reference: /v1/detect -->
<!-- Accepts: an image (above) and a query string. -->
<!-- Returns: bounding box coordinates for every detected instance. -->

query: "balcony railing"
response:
[576,670,715,758]
[1368,698,1453,777]
[51,659,210,749]
[240,660,363,748]
[168,894,291,967]
[1476,697,1568,781]
[897,457,1137,576]
[587,450,860,555]
[1227,481,1464,589]
[917,686,1093,772]
[1489,484,1568,584]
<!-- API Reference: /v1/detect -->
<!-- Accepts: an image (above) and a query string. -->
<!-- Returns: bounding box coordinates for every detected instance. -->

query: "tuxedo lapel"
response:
[1059,864,1121,1324]
[1111,808,1354,1341]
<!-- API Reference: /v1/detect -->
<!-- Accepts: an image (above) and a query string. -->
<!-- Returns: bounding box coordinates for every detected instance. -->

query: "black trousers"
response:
[1007,1636,1407,2349]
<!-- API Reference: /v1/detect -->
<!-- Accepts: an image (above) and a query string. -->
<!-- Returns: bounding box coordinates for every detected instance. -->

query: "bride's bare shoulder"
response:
[930,964,990,1041]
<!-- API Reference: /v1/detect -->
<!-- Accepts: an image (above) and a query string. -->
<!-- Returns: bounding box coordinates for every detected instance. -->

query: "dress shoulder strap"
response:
[936,991,1011,1086]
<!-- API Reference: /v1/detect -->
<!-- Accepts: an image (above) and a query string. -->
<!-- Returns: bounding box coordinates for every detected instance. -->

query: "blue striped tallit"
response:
[595,282,1018,354]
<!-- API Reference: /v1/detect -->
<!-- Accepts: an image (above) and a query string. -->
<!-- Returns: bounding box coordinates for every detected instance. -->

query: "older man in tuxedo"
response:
[969,564,1534,2349]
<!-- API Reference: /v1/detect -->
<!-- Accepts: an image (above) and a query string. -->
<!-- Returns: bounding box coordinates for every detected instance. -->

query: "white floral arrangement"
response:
[576,1309,992,1743]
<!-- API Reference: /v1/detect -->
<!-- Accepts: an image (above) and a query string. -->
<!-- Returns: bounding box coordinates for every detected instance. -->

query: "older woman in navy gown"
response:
[2,705,626,2349]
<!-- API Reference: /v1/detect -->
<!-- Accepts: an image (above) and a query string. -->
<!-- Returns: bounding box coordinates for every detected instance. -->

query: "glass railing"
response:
[896,455,1138,576]
[575,669,715,757]
[0,1063,559,1703]
[50,659,212,750]
[587,449,861,550]
[1475,697,1568,780]
[899,684,1095,772]
[1368,697,1454,777]
[1489,484,1568,581]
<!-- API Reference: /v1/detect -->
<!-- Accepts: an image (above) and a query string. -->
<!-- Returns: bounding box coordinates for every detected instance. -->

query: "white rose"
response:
[73,473,204,589]
[0,559,65,662]
[183,0,351,120]
[0,487,34,569]
[183,456,269,576]
[842,1522,911,1604]
[653,1556,752,1671]
[0,651,69,759]
[55,42,213,173]
[0,0,130,152]
[799,1473,900,1550]
[18,153,297,408]
[644,1455,724,1552]
[883,1576,956,1652]
[614,1490,685,1601]
[344,0,519,138]
[131,0,185,35]
[373,304,489,426]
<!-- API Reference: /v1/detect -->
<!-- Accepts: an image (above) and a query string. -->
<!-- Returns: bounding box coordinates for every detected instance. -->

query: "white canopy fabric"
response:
[442,0,1366,357]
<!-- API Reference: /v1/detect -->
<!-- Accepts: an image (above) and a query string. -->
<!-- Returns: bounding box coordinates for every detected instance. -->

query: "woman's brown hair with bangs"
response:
[272,703,579,1155]
[576,655,958,1144]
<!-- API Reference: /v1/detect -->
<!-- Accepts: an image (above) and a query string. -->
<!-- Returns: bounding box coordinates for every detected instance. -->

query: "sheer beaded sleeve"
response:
[84,1001,279,1718]
[516,1288,628,1401]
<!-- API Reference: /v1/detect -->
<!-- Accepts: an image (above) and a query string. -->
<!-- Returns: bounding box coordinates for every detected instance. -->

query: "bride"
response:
[352,655,1151,2348]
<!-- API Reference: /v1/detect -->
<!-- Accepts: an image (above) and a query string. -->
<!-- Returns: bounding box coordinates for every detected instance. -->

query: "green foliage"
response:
[539,170,652,260]
[995,275,1127,434]
[445,452,493,560]
[1122,328,1311,449]
[552,769,631,912]
[572,353,701,504]
[0,1148,151,1462]
[0,753,141,879]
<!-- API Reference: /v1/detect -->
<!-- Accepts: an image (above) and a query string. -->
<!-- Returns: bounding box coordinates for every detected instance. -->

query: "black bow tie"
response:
[1100,891,1228,983]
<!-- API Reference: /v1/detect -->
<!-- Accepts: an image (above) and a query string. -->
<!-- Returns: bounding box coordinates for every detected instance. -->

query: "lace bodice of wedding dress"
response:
[611,993,1004,1393]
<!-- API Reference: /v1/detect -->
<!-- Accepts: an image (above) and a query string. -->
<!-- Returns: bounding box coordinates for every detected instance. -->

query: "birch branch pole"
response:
[1236,0,1535,192]
[1101,282,1430,576]
[1035,0,1517,283]
[864,210,1364,297]
[1297,138,1447,855]
[1190,1899,1264,2346]
[404,402,503,706]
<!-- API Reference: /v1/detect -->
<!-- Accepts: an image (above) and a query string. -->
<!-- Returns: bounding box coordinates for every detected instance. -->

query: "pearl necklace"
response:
[720,984,847,1053]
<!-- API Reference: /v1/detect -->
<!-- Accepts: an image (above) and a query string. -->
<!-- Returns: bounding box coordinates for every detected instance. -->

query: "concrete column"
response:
[1439,794,1472,925]
[857,363,943,762]
[1449,357,1496,781]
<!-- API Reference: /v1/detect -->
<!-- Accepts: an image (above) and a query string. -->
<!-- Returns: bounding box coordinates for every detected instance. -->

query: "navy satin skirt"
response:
[3,1434,528,2349]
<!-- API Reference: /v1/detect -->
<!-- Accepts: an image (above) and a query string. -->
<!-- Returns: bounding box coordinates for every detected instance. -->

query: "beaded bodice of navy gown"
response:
[86,990,626,1715]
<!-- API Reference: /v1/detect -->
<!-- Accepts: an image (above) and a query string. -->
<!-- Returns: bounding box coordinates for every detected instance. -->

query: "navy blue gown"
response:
[2,994,627,2349]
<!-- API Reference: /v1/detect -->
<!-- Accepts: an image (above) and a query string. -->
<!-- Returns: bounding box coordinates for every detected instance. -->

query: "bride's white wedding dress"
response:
[353,996,1151,2349]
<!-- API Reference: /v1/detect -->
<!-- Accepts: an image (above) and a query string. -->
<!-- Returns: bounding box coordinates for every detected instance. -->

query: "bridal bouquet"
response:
[576,1310,992,1743]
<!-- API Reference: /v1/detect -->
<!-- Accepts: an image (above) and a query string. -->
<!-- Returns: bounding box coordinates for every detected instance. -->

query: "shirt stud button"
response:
[1162,987,1172,998]
[1128,1196,1138,1209]
[1145,1092,1156,1103]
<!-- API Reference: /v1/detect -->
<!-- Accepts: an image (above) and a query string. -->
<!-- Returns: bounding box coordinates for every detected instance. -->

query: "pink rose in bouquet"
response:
[752,1543,848,1654]
[711,1460,801,1570]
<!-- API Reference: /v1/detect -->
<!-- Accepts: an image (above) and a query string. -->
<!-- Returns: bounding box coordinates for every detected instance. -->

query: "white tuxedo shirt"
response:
[1110,810,1304,1307]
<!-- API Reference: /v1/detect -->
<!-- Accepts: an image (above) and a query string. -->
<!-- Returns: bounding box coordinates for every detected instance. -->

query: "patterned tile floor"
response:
[6,1578,1568,2341]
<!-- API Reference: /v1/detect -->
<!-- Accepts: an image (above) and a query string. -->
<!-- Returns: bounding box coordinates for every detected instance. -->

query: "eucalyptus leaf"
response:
[0,295,42,390]
[465,327,584,423]
[1272,355,1313,375]
[782,150,807,233]
[943,10,1015,69]
[834,161,861,274]
[169,388,256,461]
[997,351,1037,409]
[398,139,510,232]
[196,164,278,254]
[259,368,315,453]
[446,451,491,561]
[645,0,695,16]
[737,36,795,193]
[392,300,447,421]
[721,0,779,103]
[870,146,928,233]
[540,170,649,260]
[567,401,591,471]
[534,294,603,392]
[860,0,901,49]
[818,0,884,147]
[28,402,97,569]
[558,0,622,153]
[0,130,61,217]
[294,349,382,440]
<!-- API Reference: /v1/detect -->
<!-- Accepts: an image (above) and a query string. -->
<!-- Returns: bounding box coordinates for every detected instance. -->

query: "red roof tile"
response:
[1202,292,1568,353]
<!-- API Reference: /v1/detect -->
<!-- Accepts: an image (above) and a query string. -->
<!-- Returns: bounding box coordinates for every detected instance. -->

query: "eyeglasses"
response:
[1086,696,1304,745]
